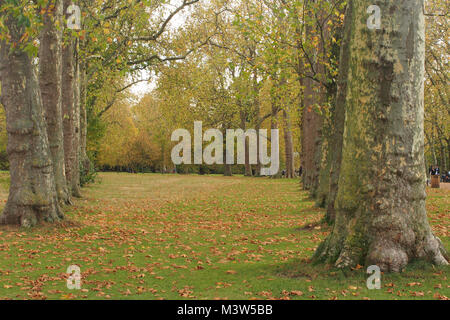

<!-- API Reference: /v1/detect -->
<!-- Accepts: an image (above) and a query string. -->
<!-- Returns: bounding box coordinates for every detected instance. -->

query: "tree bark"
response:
[39,0,70,205]
[62,0,81,197]
[301,0,325,195]
[73,38,82,195]
[314,0,448,271]
[316,126,331,208]
[222,127,232,176]
[301,77,322,191]
[325,1,352,223]
[282,109,295,178]
[0,13,63,227]
[79,60,91,181]
[240,111,252,176]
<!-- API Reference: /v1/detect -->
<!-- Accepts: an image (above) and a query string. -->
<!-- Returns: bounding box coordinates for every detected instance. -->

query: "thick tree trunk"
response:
[316,127,331,208]
[39,0,70,205]
[62,0,81,198]
[314,0,448,271]
[0,14,63,227]
[282,109,295,178]
[325,1,352,223]
[301,77,322,191]
[301,0,325,195]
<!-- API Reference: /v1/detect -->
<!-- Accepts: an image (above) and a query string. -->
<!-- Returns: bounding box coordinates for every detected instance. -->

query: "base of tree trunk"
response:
[313,209,449,272]
[71,185,82,198]
[0,195,63,228]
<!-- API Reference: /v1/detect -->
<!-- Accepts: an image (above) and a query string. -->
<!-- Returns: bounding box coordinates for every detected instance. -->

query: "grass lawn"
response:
[0,172,448,300]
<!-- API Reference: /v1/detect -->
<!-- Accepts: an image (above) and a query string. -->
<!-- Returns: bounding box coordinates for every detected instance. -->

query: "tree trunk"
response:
[314,0,448,271]
[39,0,70,205]
[316,127,331,208]
[73,38,82,195]
[240,111,252,176]
[439,139,446,171]
[325,1,352,223]
[62,0,81,198]
[222,127,232,176]
[301,77,322,191]
[282,109,295,178]
[0,13,63,227]
[79,59,91,181]
[301,0,325,195]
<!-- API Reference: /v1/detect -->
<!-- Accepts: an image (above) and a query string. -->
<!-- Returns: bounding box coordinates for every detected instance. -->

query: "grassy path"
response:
[0,172,448,300]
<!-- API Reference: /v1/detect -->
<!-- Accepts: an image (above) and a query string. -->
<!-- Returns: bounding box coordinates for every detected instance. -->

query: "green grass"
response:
[0,172,448,300]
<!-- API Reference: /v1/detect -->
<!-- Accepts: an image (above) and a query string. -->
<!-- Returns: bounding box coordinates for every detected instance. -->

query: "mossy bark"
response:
[316,126,331,208]
[62,0,81,198]
[0,13,63,227]
[283,109,295,179]
[314,0,448,271]
[325,1,352,223]
[39,0,71,205]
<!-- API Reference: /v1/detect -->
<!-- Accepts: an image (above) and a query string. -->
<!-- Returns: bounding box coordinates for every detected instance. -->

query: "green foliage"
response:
[79,154,97,187]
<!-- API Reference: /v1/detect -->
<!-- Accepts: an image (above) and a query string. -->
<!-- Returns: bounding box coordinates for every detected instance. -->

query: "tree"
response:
[62,0,81,197]
[39,0,70,204]
[0,6,63,226]
[314,0,448,271]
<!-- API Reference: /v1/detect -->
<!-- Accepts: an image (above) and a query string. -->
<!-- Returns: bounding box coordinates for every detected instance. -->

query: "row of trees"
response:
[0,0,448,271]
[0,0,210,226]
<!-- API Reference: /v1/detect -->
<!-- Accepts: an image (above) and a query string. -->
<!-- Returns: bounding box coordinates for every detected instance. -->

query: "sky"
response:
[130,0,192,98]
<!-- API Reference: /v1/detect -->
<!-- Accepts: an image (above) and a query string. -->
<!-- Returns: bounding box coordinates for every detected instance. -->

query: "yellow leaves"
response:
[289,290,304,296]
[258,291,272,297]
[60,293,75,300]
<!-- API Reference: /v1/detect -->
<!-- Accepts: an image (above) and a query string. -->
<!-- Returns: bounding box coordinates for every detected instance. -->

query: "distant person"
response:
[430,166,440,176]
